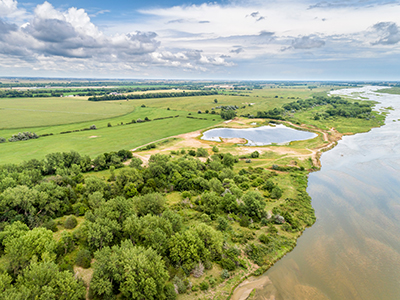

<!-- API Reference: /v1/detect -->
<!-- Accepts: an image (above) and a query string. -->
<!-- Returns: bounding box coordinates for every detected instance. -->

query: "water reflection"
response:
[240,87,400,300]
[201,125,317,145]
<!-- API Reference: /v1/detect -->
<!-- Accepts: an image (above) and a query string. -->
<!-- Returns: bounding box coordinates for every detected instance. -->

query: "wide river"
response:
[233,86,400,300]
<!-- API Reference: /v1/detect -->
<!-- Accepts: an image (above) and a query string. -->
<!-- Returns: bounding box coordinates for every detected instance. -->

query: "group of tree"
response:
[88,90,218,101]
[256,95,374,120]
[0,147,315,299]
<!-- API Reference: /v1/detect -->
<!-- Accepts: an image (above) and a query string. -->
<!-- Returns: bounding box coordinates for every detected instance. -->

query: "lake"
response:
[201,124,317,145]
[232,86,400,300]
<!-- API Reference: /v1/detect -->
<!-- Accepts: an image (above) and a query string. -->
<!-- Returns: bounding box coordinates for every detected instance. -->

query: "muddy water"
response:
[232,86,400,300]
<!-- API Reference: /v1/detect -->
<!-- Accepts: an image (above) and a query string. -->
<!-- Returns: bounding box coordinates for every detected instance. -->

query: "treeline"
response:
[0,149,314,299]
[88,90,219,101]
[255,96,374,120]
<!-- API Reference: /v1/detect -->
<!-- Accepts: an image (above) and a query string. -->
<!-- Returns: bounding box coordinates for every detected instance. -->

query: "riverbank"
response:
[229,87,390,300]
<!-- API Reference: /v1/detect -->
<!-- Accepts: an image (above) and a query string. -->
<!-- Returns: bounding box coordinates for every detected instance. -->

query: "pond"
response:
[201,124,317,145]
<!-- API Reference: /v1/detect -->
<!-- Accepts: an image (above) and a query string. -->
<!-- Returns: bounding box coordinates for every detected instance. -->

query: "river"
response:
[232,86,400,300]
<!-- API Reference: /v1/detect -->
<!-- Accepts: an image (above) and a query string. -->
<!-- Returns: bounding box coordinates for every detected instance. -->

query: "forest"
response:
[87,91,219,101]
[255,96,374,120]
[0,147,315,299]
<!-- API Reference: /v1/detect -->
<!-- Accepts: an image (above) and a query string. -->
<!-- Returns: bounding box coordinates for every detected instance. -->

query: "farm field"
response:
[0,85,336,164]
[0,96,134,128]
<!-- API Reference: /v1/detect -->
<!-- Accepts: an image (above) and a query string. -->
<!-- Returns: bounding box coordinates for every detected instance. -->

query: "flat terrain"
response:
[0,96,134,128]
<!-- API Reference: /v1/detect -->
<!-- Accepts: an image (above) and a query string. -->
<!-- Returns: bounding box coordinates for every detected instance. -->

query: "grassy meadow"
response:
[0,84,383,164]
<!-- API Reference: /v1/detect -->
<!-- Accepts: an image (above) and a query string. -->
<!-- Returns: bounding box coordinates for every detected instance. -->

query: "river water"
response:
[235,86,400,300]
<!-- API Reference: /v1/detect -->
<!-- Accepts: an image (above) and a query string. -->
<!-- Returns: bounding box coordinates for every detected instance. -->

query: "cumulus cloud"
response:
[370,22,400,45]
[0,0,18,17]
[291,36,326,49]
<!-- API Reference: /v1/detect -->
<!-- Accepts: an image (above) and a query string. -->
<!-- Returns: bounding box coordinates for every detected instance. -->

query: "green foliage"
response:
[250,151,260,158]
[217,216,229,231]
[212,145,219,153]
[134,193,166,216]
[75,249,92,269]
[91,240,168,300]
[221,269,230,279]
[164,282,177,300]
[64,216,78,229]
[196,147,209,157]
[129,156,143,169]
[199,281,209,291]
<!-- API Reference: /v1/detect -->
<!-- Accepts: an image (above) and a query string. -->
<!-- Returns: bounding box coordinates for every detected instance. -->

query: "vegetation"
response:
[88,90,218,101]
[0,147,315,299]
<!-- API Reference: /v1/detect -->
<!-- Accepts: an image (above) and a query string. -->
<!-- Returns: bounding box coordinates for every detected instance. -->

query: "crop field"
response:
[0,96,134,128]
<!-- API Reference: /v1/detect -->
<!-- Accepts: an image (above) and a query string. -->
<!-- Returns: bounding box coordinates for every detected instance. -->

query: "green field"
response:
[1,85,371,164]
[0,96,134,128]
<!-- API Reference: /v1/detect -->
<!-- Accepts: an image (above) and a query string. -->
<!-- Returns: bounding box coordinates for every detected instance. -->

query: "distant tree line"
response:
[255,96,374,120]
[88,90,219,101]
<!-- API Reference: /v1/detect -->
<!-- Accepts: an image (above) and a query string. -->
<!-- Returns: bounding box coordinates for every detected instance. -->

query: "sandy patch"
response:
[89,136,98,138]
[221,137,247,144]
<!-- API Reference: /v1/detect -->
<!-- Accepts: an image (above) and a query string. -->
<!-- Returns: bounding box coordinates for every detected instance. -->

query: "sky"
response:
[0,0,400,80]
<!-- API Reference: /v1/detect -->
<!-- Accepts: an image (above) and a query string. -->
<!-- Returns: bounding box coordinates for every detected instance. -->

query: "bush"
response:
[75,249,92,268]
[217,216,229,231]
[199,281,209,291]
[43,219,58,232]
[250,151,260,158]
[141,104,146,107]
[8,132,38,142]
[204,260,213,270]
[259,233,270,244]
[192,261,204,278]
[64,216,78,229]
[188,150,196,156]
[90,124,97,130]
[212,146,219,153]
[107,122,112,127]
[173,276,186,294]
[164,282,177,300]
[196,147,209,157]
[221,269,230,279]
[219,258,236,271]
[0,137,5,143]
[180,149,186,155]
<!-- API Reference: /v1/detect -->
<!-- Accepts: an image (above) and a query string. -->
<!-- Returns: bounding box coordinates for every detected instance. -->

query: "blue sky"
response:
[0,0,400,80]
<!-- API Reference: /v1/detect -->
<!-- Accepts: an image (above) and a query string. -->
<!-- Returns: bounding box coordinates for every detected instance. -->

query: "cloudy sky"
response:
[1,0,400,80]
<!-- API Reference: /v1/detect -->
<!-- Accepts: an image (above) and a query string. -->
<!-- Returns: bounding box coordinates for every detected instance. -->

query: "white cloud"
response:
[0,0,400,78]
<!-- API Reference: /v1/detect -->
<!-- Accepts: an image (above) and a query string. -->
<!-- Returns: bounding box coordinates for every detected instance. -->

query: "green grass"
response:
[0,96,134,129]
[0,113,220,164]
[376,87,400,95]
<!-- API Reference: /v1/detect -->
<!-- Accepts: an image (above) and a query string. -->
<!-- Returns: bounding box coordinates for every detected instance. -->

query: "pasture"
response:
[0,85,340,164]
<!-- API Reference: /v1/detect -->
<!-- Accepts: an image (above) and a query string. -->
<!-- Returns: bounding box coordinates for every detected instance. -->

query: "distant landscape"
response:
[0,79,391,299]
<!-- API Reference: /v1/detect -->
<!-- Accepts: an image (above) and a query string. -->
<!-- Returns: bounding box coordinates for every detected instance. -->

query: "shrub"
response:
[8,132,38,142]
[212,146,219,153]
[196,147,208,157]
[204,260,213,270]
[145,117,150,121]
[164,282,177,300]
[221,269,230,279]
[217,217,229,231]
[192,261,204,278]
[197,110,202,114]
[75,249,91,268]
[173,276,186,294]
[64,216,78,229]
[180,149,186,155]
[141,104,146,107]
[250,151,260,158]
[199,281,209,291]
[90,124,97,130]
[42,219,58,232]
[188,150,196,156]
[219,258,236,271]
[259,233,270,244]
[0,137,5,143]
[107,122,112,127]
